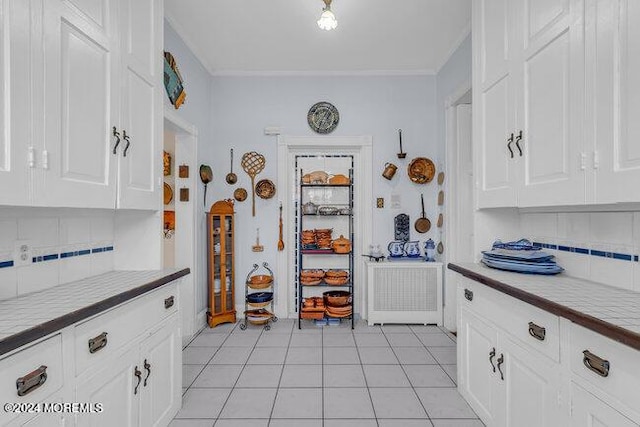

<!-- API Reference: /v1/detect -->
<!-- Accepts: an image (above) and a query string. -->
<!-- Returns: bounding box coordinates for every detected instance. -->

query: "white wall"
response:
[0,207,115,299]
[519,211,640,291]
[207,75,440,312]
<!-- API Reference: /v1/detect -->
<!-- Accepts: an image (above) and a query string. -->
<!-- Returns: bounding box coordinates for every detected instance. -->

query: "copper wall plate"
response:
[255,179,276,199]
[234,188,248,202]
[163,182,173,205]
[408,157,436,184]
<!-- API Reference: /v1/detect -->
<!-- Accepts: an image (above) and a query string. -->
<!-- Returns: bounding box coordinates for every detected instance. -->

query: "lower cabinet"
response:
[76,314,181,426]
[459,307,563,427]
[571,383,638,427]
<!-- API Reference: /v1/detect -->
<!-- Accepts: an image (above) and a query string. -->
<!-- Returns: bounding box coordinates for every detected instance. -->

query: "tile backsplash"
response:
[0,208,115,300]
[520,212,640,291]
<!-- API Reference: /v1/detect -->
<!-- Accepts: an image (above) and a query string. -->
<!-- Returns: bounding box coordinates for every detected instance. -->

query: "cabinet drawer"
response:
[0,335,64,425]
[569,322,640,414]
[74,281,178,376]
[458,278,560,362]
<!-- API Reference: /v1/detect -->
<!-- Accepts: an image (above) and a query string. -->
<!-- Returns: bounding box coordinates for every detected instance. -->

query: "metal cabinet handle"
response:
[583,350,609,377]
[143,359,151,387]
[515,130,523,156]
[88,332,108,353]
[134,366,142,394]
[497,354,505,380]
[507,133,514,158]
[528,322,546,341]
[16,365,47,397]
[464,289,473,301]
[122,130,131,157]
[164,296,175,309]
[112,127,121,154]
[489,347,496,372]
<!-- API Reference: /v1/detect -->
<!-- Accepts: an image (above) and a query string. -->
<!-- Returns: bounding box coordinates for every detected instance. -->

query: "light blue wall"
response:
[208,75,439,294]
[435,34,472,161]
[164,20,214,315]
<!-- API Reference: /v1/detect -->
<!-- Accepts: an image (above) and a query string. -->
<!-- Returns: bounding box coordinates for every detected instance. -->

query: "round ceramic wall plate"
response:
[234,188,248,202]
[408,157,436,184]
[255,179,276,199]
[307,102,339,134]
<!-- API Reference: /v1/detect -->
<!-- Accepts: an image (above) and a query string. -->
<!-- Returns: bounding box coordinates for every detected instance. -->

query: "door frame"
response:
[163,106,198,345]
[276,136,373,320]
[444,81,473,332]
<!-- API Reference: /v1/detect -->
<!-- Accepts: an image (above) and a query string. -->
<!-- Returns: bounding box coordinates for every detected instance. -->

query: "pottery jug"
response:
[382,163,398,180]
[387,241,405,257]
[424,239,436,262]
[404,241,421,257]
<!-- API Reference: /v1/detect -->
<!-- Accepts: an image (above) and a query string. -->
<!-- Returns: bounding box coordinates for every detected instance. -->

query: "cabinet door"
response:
[139,315,181,427]
[116,0,161,209]
[0,0,33,206]
[41,0,118,208]
[515,0,586,206]
[75,347,138,427]
[592,0,640,203]
[458,307,500,424]
[474,0,518,208]
[498,336,563,427]
[571,383,638,427]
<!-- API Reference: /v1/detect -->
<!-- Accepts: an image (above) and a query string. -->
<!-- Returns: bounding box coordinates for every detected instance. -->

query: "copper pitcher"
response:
[382,162,398,180]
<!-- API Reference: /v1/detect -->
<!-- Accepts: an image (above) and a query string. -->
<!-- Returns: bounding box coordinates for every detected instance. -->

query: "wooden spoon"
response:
[277,203,284,251]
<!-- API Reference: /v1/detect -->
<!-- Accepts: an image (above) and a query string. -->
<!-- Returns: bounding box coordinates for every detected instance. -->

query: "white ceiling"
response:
[164,0,471,75]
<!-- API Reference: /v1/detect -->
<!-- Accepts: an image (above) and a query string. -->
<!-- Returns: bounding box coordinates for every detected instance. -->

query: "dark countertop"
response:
[0,268,190,357]
[449,262,640,351]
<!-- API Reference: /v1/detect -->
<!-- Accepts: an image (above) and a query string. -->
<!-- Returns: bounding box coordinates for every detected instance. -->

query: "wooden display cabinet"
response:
[207,200,237,327]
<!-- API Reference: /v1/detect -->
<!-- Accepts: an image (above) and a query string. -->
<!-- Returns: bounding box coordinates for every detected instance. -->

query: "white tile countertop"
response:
[0,268,189,356]
[449,262,640,351]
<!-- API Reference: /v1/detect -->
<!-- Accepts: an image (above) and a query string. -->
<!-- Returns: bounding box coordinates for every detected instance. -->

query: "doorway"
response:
[163,108,198,345]
[444,85,473,331]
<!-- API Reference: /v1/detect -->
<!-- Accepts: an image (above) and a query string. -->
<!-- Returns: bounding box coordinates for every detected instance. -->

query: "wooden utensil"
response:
[437,213,443,228]
[415,194,431,233]
[241,151,266,216]
[277,202,284,251]
[437,171,445,185]
[252,228,264,252]
[225,149,237,184]
[199,164,213,208]
[397,129,406,159]
[438,190,444,206]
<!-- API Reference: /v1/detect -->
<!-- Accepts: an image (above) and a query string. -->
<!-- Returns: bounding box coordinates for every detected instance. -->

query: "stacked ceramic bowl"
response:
[323,290,352,318]
[314,228,333,249]
[300,269,325,286]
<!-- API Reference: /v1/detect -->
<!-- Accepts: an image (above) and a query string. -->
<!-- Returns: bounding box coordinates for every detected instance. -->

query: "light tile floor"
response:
[171,319,483,427]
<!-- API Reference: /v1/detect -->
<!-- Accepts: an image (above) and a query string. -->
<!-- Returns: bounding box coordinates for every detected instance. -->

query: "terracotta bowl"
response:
[323,290,352,307]
[249,275,273,286]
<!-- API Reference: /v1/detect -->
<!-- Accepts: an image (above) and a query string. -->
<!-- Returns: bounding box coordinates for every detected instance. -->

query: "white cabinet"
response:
[475,0,586,208]
[591,0,640,203]
[571,383,638,427]
[458,307,500,424]
[0,0,162,209]
[75,347,138,427]
[458,281,564,427]
[75,315,180,427]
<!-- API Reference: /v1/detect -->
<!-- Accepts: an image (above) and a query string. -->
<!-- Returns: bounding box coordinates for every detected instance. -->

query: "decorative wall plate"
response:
[255,179,276,199]
[234,188,248,202]
[307,102,339,134]
[408,157,436,184]
[163,182,173,205]
[394,214,410,242]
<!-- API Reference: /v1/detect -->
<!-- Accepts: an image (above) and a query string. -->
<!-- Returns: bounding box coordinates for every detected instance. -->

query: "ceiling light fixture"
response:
[317,0,337,31]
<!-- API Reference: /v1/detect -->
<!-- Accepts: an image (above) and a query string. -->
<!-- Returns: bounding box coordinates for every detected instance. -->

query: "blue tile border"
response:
[24,246,115,264]
[534,241,638,263]
[0,260,14,269]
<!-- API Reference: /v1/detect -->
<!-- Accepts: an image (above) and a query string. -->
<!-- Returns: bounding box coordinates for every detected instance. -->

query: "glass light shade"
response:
[317,8,337,31]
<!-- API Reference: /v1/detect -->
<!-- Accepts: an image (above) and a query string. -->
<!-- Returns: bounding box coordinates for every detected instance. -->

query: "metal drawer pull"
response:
[507,133,514,158]
[583,350,609,377]
[112,127,121,154]
[489,347,496,372]
[464,289,473,301]
[134,366,142,394]
[497,354,505,380]
[143,359,151,387]
[88,332,108,353]
[528,322,546,341]
[16,365,48,397]
[165,296,175,309]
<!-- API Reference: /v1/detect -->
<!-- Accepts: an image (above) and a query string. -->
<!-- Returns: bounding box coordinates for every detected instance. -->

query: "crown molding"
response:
[164,13,216,76]
[210,69,436,77]
[435,21,471,74]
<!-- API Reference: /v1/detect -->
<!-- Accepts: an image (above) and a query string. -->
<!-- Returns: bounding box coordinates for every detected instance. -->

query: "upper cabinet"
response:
[591,0,640,204]
[475,0,639,208]
[0,0,162,210]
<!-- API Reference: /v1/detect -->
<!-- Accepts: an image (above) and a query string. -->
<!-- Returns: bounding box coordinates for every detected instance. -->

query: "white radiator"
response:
[366,262,443,325]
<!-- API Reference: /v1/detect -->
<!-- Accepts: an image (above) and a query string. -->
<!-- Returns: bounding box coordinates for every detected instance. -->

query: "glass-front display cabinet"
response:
[207,199,236,327]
